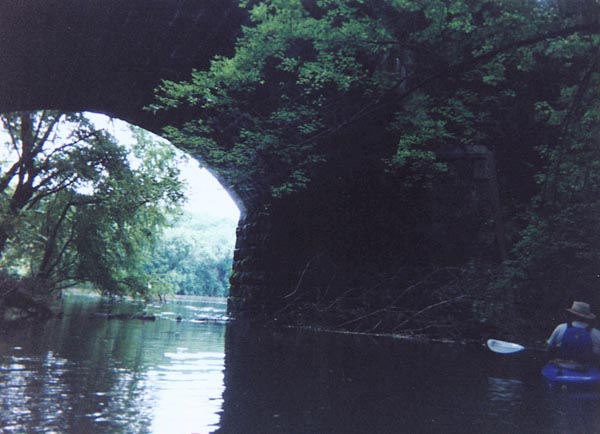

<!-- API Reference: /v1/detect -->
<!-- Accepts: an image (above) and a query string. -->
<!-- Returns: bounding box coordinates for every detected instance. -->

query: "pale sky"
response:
[86,113,240,220]
[0,112,240,219]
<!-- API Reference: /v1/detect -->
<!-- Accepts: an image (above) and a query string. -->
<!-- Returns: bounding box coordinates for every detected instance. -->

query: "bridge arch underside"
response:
[0,0,498,329]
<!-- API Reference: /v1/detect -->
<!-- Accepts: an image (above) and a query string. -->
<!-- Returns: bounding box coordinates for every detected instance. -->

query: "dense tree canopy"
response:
[153,0,599,199]
[150,212,236,297]
[0,112,186,300]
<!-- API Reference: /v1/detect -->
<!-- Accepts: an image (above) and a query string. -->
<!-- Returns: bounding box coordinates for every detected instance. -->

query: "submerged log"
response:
[91,312,156,321]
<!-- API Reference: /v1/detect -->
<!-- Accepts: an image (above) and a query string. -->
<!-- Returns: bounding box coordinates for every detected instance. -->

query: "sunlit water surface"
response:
[1,293,600,434]
[0,293,226,433]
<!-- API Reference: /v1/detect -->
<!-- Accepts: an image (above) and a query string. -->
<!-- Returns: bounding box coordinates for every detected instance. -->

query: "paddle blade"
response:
[486,339,526,354]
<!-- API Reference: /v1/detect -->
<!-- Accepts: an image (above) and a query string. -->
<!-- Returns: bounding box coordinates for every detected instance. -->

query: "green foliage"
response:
[153,0,599,202]
[0,112,186,299]
[479,25,600,329]
[148,212,236,297]
[153,0,398,198]
[150,0,600,331]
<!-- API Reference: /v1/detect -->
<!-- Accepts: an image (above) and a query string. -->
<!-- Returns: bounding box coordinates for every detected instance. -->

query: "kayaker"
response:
[547,301,600,366]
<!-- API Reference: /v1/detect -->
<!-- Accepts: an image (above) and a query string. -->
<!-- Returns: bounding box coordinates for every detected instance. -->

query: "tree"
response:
[73,124,186,298]
[150,0,600,334]
[0,112,185,300]
[0,112,111,254]
[150,212,236,297]
[490,28,600,328]
[152,0,599,201]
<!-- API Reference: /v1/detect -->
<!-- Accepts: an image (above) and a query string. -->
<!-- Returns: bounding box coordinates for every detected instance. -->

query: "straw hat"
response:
[566,301,596,320]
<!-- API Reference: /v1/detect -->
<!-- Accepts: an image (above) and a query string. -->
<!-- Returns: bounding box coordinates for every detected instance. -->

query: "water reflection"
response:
[2,294,600,433]
[1,351,72,433]
[483,377,525,432]
[544,386,600,434]
[215,325,496,434]
[149,349,224,433]
[216,326,600,434]
[0,294,226,434]
[488,376,523,400]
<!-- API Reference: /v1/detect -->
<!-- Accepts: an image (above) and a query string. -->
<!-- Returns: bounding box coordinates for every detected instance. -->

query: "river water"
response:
[0,293,599,434]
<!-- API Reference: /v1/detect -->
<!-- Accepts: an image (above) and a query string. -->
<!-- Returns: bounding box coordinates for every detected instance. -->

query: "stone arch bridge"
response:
[0,0,500,320]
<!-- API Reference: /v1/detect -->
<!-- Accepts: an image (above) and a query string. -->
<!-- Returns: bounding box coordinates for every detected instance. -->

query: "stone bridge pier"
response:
[228,142,500,317]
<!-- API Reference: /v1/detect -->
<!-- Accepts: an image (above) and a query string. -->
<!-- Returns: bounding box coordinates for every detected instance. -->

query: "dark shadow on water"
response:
[215,323,600,434]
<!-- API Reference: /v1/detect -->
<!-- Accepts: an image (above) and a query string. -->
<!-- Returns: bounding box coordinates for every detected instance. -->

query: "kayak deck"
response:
[542,361,600,385]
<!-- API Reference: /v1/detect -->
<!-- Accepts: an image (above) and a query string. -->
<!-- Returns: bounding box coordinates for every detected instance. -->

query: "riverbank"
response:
[0,266,553,349]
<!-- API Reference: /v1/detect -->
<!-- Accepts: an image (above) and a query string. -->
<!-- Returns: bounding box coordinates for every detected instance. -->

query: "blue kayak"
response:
[542,361,600,386]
